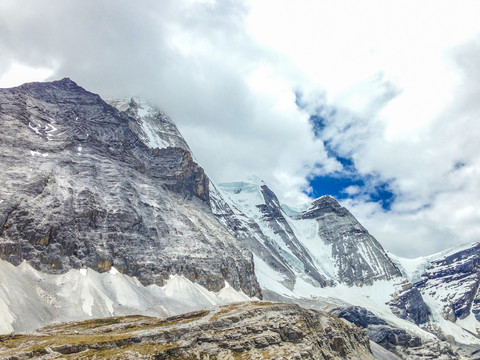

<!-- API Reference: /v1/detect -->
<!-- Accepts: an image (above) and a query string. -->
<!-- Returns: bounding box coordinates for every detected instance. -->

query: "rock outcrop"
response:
[388,279,430,325]
[331,306,422,350]
[0,78,260,296]
[0,302,375,359]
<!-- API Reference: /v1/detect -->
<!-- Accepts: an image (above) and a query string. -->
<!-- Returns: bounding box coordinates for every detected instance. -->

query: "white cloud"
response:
[244,0,480,257]
[1,0,480,257]
[0,62,54,88]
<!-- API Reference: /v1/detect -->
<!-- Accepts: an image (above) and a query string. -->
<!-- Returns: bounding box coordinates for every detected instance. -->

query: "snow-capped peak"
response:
[106,97,191,151]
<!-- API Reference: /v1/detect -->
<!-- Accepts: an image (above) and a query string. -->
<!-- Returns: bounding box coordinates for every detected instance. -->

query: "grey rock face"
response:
[0,78,260,296]
[332,305,422,350]
[211,180,333,290]
[331,306,388,329]
[300,196,402,286]
[388,280,430,325]
[256,185,329,287]
[331,306,459,360]
[416,242,480,322]
[368,325,422,349]
[0,302,376,359]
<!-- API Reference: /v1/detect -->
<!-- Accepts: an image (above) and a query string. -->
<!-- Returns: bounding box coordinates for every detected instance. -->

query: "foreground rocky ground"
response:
[0,302,374,359]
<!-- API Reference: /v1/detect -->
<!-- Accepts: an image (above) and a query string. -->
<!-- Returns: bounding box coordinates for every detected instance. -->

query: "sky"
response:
[1,0,480,257]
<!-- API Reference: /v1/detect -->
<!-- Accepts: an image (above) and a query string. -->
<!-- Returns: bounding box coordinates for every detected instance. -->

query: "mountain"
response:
[213,179,430,325]
[298,195,402,286]
[0,78,259,297]
[2,78,480,358]
[212,179,401,290]
[393,242,480,343]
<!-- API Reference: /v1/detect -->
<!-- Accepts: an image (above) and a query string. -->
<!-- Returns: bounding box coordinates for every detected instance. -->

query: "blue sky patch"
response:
[305,108,395,211]
[307,174,395,211]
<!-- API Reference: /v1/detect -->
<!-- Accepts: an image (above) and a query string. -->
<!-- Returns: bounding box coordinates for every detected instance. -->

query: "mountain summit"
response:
[299,195,402,286]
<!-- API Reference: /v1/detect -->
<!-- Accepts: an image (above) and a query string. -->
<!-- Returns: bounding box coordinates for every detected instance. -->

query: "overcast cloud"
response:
[1,0,480,257]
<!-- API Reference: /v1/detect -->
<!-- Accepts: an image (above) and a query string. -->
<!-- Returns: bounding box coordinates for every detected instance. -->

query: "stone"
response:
[388,281,430,324]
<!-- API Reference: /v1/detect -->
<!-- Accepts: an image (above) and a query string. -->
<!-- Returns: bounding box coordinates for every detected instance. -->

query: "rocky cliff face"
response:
[331,306,459,359]
[0,302,375,359]
[299,196,402,286]
[0,78,260,296]
[392,242,480,350]
[256,185,330,287]
[211,179,332,290]
[416,242,480,323]
[388,279,430,325]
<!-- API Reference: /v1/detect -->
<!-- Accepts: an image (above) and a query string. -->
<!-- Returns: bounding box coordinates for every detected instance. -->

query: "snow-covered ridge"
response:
[0,259,254,334]
[216,178,401,288]
[214,178,480,346]
[215,178,334,288]
[389,241,479,283]
[106,97,191,151]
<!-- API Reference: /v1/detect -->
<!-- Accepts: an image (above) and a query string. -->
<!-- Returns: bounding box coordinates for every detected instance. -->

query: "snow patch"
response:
[139,119,168,149]
[28,122,41,135]
[217,282,255,303]
[30,150,48,157]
